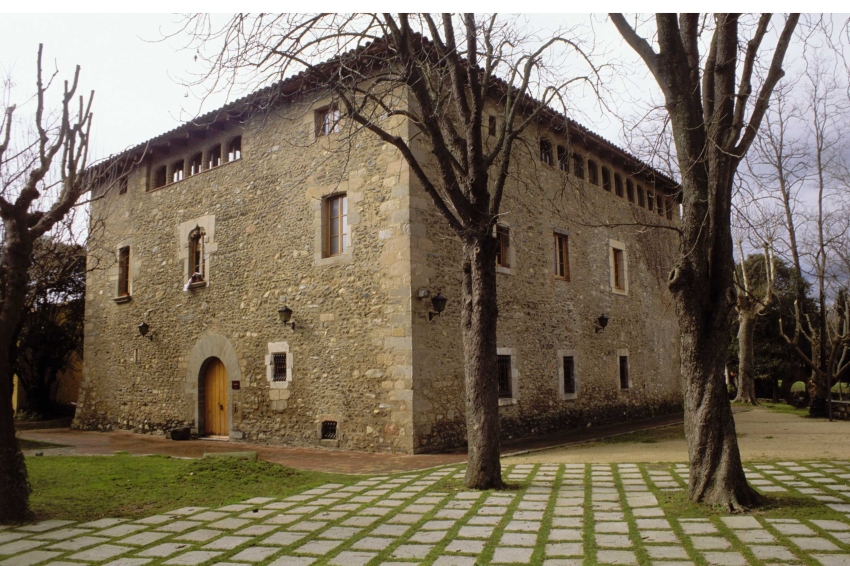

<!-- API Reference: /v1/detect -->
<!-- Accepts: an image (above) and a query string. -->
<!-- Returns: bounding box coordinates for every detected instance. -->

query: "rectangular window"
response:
[321,420,337,439]
[496,226,510,268]
[626,180,635,203]
[557,145,568,172]
[647,192,655,211]
[602,167,612,192]
[614,174,624,197]
[553,233,570,281]
[153,165,167,189]
[656,194,664,215]
[272,353,287,382]
[637,185,645,207]
[497,355,512,398]
[540,139,553,165]
[118,246,130,297]
[208,144,222,169]
[612,248,625,291]
[228,136,242,162]
[619,355,630,390]
[172,160,184,183]
[325,194,349,256]
[563,356,576,395]
[572,154,584,180]
[317,106,340,136]
[587,160,599,185]
[189,153,202,176]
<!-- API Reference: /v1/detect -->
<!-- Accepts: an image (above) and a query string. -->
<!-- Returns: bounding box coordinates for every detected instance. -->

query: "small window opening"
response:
[572,154,584,180]
[172,160,184,183]
[626,180,635,203]
[153,165,167,189]
[208,145,222,169]
[488,115,497,137]
[118,177,128,195]
[321,421,337,440]
[619,356,630,390]
[602,167,612,192]
[325,194,349,257]
[496,226,510,269]
[228,136,242,162]
[637,185,645,207]
[557,146,568,172]
[614,174,624,197]
[497,355,512,398]
[553,233,570,281]
[656,194,664,215]
[118,246,130,297]
[563,356,576,395]
[647,192,655,211]
[540,139,553,165]
[189,153,202,176]
[612,248,625,291]
[317,106,340,136]
[272,353,287,382]
[189,227,205,283]
[587,160,599,185]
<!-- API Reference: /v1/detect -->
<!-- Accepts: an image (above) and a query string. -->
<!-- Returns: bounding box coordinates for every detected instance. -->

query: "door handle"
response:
[219,403,224,411]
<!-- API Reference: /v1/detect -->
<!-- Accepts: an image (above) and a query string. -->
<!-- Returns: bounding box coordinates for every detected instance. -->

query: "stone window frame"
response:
[497,347,519,406]
[553,230,570,282]
[617,348,631,391]
[265,341,293,389]
[114,244,133,303]
[495,223,514,275]
[179,215,217,289]
[557,349,578,400]
[314,189,360,268]
[609,239,629,296]
[316,414,341,447]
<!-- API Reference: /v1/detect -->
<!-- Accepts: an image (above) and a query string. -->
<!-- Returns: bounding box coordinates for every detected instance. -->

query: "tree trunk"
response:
[735,312,759,405]
[0,346,31,523]
[461,237,503,490]
[808,332,829,417]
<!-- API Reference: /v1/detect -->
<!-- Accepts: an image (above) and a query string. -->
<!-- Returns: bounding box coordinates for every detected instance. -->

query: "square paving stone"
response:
[811,520,850,531]
[690,537,730,550]
[239,509,277,519]
[78,519,126,529]
[596,522,629,534]
[735,529,776,543]
[491,546,533,564]
[18,521,75,533]
[262,532,307,546]
[320,527,363,540]
[421,521,454,530]
[549,529,582,541]
[468,516,500,526]
[234,524,277,536]
[0,535,27,546]
[457,526,492,539]
[188,512,229,522]
[595,534,632,548]
[500,533,536,546]
[229,547,281,563]
[288,521,327,532]
[812,555,850,566]
[594,513,624,521]
[134,516,172,525]
[328,551,377,566]
[391,544,432,559]
[645,546,688,559]
[137,543,192,557]
[166,507,207,516]
[505,521,540,532]
[313,511,348,521]
[514,511,544,520]
[435,510,466,519]
[156,521,205,533]
[69,544,132,561]
[163,551,222,565]
[265,514,300,525]
[432,557,477,566]
[639,531,678,544]
[47,536,110,551]
[444,540,484,554]
[595,550,636,565]
[341,516,379,527]
[478,506,508,516]
[216,504,253,513]
[552,518,583,528]
[98,525,148,537]
[243,498,275,504]
[773,523,815,535]
[206,519,250,530]
[700,551,747,566]
[296,540,343,555]
[720,517,761,530]
[118,532,171,546]
[546,543,583,556]
[352,537,393,551]
[358,507,391,517]
[370,525,407,537]
[636,519,670,530]
[680,523,718,535]
[1,550,62,566]
[101,559,152,566]
[174,529,223,542]
[790,536,840,550]
[202,536,252,550]
[748,545,796,561]
[409,531,447,543]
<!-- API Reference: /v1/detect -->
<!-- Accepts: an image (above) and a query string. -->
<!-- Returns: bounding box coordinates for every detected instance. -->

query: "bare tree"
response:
[0,45,93,521]
[610,14,800,510]
[176,13,601,489]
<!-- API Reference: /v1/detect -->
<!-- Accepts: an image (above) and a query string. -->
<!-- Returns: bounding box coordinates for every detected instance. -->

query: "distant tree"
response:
[11,238,85,416]
[0,45,94,522]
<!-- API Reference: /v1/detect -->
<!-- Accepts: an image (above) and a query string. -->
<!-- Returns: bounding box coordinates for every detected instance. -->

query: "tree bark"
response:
[735,310,760,405]
[461,237,503,490]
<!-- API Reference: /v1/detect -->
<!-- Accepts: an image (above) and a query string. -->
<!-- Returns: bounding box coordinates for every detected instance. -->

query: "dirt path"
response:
[503,406,850,464]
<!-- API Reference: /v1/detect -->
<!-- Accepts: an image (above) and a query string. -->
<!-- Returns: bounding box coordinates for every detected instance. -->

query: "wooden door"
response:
[203,358,228,436]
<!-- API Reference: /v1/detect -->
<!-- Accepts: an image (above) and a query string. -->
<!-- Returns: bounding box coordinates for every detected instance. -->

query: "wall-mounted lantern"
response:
[429,292,448,321]
[278,306,295,330]
[138,321,153,341]
[595,314,609,334]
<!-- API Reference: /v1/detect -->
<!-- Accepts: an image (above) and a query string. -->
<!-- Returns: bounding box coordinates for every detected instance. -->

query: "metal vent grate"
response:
[321,421,337,440]
[272,354,287,382]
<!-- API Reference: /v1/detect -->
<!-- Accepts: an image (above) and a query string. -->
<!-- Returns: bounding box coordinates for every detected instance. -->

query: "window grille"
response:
[619,356,630,390]
[498,355,512,398]
[272,353,287,382]
[563,356,576,395]
[321,421,337,439]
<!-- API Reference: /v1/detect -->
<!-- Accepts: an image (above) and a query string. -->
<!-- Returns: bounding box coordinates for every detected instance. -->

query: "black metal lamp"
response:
[278,306,295,330]
[138,321,153,341]
[595,314,609,334]
[429,293,448,321]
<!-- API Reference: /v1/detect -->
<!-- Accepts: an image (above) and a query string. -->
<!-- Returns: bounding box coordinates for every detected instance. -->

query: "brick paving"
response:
[3,460,850,565]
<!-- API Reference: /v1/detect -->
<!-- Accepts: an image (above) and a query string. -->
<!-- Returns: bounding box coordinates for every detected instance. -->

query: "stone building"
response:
[75,68,683,454]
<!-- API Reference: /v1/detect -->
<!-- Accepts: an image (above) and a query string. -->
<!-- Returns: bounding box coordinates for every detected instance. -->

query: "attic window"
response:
[572,154,584,180]
[153,165,167,189]
[602,167,612,192]
[626,180,635,203]
[189,153,202,176]
[227,136,242,162]
[540,139,553,165]
[317,106,340,136]
[208,144,222,169]
[557,145,568,172]
[587,160,599,186]
[172,160,184,183]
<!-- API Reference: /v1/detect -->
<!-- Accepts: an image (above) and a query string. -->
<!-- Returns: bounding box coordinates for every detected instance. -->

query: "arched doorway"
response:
[202,358,228,437]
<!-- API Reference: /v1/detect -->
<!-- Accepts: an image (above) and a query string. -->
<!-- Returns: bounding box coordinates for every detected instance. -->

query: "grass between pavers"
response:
[25,453,363,522]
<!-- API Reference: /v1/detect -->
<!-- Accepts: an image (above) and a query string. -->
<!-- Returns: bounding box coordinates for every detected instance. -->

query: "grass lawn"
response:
[759,401,811,418]
[26,453,362,522]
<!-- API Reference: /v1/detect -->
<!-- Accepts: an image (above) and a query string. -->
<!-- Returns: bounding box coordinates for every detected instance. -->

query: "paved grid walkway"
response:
[2,461,850,566]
